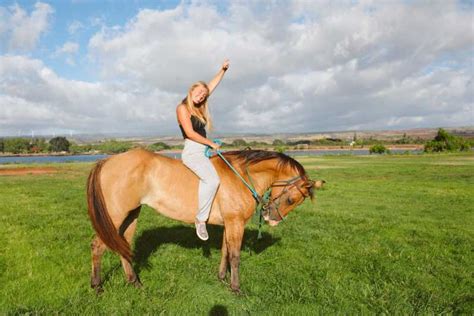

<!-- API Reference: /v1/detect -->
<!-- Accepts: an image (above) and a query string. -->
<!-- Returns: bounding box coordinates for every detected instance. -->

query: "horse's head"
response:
[263,174,318,226]
[221,149,323,226]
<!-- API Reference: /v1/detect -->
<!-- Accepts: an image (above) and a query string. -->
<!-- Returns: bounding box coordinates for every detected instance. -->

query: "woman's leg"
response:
[194,157,220,222]
[182,140,220,239]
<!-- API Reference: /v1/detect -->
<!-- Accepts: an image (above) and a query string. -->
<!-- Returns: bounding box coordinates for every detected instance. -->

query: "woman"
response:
[177,60,229,241]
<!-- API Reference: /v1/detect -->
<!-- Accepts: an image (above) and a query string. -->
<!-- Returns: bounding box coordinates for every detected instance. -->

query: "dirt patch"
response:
[0,167,58,176]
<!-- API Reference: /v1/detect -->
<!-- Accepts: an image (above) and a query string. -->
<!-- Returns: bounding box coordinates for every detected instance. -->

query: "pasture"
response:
[0,153,473,314]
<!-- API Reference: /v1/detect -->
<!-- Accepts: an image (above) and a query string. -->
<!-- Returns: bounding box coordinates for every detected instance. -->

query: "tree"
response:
[0,138,4,153]
[4,138,30,154]
[424,128,470,152]
[272,139,285,146]
[395,133,412,144]
[49,137,71,152]
[30,138,48,153]
[232,139,247,147]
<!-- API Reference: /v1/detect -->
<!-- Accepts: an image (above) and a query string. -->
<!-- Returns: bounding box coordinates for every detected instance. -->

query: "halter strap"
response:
[213,148,311,239]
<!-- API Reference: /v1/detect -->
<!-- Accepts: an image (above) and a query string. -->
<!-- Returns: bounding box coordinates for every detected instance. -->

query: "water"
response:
[0,149,422,164]
[0,154,111,164]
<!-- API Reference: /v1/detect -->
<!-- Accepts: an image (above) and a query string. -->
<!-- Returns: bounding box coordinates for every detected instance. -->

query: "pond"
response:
[0,149,422,164]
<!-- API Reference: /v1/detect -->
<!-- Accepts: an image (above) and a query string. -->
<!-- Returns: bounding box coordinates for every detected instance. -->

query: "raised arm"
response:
[207,59,230,95]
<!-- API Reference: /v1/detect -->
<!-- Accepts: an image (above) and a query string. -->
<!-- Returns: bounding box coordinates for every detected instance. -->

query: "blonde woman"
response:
[177,60,229,241]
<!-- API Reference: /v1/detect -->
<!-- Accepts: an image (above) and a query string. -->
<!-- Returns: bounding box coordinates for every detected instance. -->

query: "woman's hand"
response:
[222,59,230,71]
[210,142,221,150]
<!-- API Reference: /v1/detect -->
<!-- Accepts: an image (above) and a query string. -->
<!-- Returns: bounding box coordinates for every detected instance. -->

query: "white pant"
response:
[181,139,220,222]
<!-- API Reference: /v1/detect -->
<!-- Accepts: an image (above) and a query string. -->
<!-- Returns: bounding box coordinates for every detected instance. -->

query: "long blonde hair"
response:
[184,81,213,131]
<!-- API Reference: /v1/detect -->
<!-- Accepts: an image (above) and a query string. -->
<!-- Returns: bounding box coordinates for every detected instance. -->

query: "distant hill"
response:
[9,126,474,145]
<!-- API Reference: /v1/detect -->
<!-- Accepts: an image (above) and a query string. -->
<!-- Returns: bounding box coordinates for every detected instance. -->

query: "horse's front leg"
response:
[225,221,245,293]
[218,229,228,281]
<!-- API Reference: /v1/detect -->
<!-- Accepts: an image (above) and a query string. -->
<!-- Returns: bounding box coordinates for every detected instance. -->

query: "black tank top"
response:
[180,115,207,139]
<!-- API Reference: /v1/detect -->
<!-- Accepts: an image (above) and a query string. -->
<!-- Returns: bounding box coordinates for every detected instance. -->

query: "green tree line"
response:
[0,137,70,154]
[1,130,471,155]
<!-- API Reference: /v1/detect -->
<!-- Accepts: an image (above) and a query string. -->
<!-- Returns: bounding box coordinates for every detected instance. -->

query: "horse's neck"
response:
[245,162,279,195]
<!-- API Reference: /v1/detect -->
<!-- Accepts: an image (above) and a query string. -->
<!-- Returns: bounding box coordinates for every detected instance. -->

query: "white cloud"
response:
[0,1,472,136]
[55,41,79,55]
[0,2,53,52]
[86,1,472,131]
[52,42,80,66]
[68,20,84,35]
[0,55,179,136]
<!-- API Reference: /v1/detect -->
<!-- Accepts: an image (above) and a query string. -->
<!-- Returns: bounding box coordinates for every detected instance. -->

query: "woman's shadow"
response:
[133,225,279,272]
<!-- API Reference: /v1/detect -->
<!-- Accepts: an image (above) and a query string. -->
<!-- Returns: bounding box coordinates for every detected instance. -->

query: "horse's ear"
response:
[307,179,325,201]
[314,179,326,190]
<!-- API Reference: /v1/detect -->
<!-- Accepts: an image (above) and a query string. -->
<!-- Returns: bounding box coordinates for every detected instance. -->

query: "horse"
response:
[87,147,318,293]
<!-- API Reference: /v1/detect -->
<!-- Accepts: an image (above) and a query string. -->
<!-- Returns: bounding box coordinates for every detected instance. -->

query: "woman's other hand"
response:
[222,59,230,71]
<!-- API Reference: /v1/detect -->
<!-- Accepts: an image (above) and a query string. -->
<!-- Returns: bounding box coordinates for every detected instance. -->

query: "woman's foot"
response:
[195,221,209,241]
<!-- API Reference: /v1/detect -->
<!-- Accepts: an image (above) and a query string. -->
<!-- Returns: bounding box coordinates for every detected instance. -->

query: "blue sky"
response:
[12,0,181,81]
[0,1,472,137]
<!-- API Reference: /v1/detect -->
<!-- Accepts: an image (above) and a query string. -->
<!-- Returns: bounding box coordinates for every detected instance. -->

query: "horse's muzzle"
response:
[268,219,280,226]
[262,207,281,226]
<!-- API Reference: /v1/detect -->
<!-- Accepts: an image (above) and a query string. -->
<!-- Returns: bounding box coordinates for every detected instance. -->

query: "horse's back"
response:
[98,148,180,212]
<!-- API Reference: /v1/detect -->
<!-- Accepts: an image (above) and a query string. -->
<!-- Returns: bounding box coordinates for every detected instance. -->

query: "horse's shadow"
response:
[132,225,279,272]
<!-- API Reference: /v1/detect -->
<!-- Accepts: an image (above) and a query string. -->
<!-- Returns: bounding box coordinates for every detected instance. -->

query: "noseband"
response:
[263,176,314,221]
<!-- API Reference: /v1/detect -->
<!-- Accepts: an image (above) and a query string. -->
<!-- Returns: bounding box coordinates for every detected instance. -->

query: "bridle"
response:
[263,175,314,222]
[212,148,314,238]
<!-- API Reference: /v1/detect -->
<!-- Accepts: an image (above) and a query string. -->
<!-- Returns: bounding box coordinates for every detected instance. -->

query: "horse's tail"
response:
[87,159,133,262]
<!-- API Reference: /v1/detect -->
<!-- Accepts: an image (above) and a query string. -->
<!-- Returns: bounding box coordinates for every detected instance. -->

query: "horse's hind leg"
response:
[91,236,106,294]
[119,206,142,287]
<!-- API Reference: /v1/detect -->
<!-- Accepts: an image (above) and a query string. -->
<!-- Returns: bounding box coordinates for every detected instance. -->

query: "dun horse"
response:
[87,148,318,293]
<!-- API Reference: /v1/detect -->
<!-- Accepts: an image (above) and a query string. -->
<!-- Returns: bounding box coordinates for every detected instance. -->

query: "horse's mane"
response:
[220,149,307,177]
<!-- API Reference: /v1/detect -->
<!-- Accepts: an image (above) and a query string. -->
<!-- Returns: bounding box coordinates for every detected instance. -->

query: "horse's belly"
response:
[143,198,224,226]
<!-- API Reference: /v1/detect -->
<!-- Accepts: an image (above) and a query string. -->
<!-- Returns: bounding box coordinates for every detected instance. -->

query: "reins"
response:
[214,149,268,239]
[206,141,306,239]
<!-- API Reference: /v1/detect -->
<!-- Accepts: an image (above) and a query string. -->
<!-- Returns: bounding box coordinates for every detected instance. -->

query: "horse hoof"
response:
[130,279,143,289]
[93,285,103,295]
[218,272,226,281]
[231,286,242,295]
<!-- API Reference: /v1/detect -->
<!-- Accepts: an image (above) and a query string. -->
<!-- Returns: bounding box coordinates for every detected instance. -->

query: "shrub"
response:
[369,144,390,154]
[148,142,171,151]
[4,138,31,154]
[275,146,287,153]
[96,140,133,154]
[30,138,48,153]
[424,128,470,153]
[395,133,412,144]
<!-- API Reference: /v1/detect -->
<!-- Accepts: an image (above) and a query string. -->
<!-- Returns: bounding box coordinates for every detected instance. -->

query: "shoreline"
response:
[0,145,424,158]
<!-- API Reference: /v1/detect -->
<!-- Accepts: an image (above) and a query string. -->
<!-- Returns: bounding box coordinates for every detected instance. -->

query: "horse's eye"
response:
[287,197,294,205]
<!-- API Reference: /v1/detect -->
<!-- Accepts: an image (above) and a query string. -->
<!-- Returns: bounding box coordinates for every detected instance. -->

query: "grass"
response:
[0,153,473,314]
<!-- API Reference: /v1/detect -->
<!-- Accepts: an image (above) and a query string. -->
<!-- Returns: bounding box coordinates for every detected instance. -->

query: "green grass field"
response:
[1,153,473,314]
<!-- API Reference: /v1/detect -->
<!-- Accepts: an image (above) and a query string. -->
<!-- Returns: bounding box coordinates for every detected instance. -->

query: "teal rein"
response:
[206,140,269,239]
[216,151,260,200]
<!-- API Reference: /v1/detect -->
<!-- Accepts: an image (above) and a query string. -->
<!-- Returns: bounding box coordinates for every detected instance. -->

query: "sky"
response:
[0,0,473,137]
